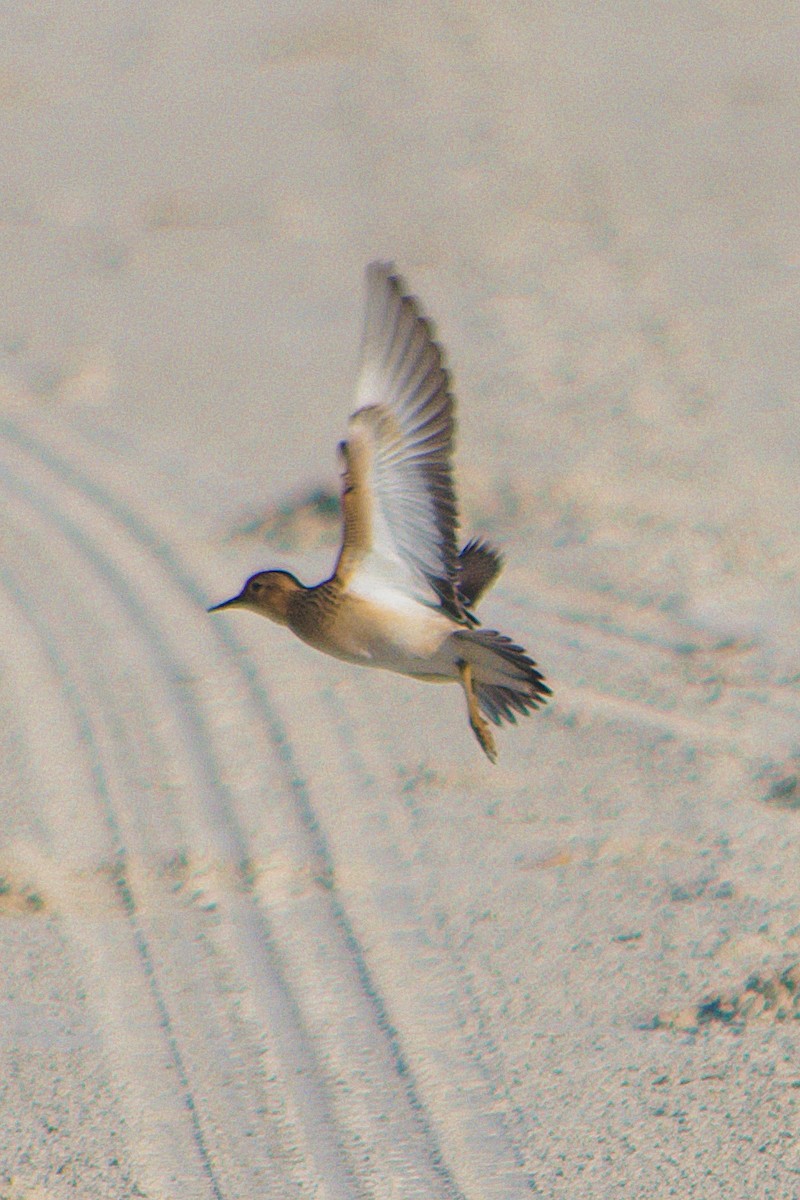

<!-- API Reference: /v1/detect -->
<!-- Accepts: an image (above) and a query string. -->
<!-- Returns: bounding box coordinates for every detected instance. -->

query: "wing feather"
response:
[335,263,463,616]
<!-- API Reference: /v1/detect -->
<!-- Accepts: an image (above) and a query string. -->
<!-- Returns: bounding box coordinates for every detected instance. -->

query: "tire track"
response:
[0,416,465,1198]
[0,558,230,1199]
[289,675,538,1199]
[7,410,796,1199]
[1,494,333,1197]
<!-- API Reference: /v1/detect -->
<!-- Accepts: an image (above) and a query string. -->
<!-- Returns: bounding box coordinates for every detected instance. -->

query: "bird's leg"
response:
[457,659,497,764]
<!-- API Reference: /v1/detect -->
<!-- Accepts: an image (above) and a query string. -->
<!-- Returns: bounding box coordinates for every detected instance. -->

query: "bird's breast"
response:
[316,588,458,674]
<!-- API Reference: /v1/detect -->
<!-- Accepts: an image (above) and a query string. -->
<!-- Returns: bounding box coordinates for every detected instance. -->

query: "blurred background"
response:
[1,4,799,1197]
[2,2,798,544]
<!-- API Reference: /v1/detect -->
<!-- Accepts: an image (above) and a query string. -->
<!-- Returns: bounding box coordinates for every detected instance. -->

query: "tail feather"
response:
[477,683,536,726]
[452,628,551,727]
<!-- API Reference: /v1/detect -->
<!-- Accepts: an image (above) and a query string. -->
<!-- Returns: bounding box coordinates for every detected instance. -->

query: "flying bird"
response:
[209,263,550,761]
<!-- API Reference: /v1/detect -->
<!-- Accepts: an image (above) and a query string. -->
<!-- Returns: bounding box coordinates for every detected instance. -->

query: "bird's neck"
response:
[258,572,305,625]
[286,577,341,640]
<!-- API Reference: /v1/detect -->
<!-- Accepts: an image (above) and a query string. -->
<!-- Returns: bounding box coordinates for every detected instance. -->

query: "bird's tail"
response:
[451,628,551,725]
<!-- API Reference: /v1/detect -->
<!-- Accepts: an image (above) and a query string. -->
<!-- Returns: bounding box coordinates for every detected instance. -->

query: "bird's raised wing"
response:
[334,263,463,616]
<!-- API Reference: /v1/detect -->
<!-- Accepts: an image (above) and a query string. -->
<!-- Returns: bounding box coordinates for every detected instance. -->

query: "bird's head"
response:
[208,570,301,625]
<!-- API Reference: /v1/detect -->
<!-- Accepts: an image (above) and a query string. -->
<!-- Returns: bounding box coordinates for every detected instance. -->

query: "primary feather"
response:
[335,264,464,619]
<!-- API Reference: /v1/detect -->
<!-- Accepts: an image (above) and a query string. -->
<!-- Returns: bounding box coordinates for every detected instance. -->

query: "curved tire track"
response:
[7,411,795,1198]
[1,485,338,1197]
[1,413,535,1197]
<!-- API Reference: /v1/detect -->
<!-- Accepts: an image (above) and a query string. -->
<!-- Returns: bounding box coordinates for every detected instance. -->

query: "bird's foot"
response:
[458,659,498,764]
[472,715,497,764]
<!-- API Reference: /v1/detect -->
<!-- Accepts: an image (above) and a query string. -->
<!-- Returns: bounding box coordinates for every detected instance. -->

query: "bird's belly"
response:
[324,593,459,677]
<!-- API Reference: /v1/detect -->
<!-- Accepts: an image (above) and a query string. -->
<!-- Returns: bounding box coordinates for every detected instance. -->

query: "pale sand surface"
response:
[1,4,799,1197]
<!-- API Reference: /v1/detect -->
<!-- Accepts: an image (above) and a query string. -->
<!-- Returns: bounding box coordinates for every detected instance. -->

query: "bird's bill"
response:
[207,594,243,613]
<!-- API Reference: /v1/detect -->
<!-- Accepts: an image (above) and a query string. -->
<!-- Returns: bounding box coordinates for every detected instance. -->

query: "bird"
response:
[209,262,550,762]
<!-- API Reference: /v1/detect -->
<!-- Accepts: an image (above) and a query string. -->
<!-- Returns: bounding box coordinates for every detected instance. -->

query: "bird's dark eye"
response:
[251,580,263,592]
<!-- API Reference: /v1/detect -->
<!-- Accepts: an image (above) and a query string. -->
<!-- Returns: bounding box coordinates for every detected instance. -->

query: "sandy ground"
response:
[1,3,799,1197]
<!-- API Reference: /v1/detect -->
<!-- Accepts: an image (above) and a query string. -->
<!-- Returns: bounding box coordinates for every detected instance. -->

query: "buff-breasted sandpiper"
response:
[210,263,550,761]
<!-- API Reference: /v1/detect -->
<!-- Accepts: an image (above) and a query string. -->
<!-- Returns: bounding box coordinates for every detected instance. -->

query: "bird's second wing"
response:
[334,264,463,615]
